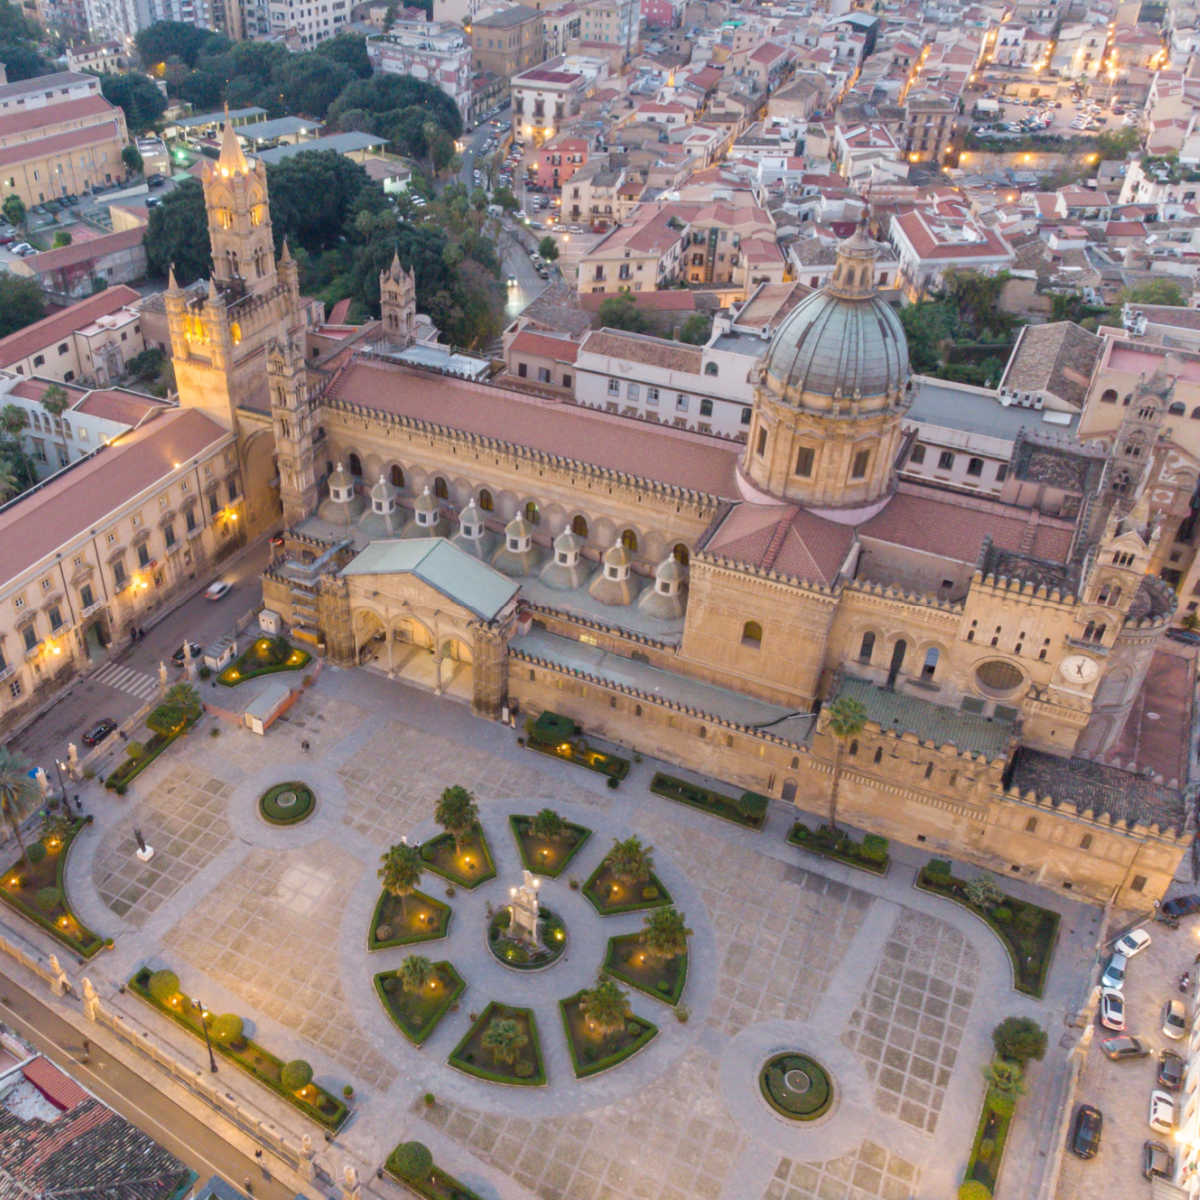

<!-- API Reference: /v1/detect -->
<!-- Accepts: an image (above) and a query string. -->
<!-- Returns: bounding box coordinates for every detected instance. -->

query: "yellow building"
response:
[169,132,1192,913]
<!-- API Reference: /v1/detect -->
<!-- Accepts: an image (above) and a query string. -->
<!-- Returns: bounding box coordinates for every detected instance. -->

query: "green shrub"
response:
[423,1092,435,1107]
[514,1059,534,1078]
[738,792,768,821]
[27,842,46,864]
[926,858,952,879]
[958,1182,992,1200]
[390,1141,433,1181]
[126,741,146,760]
[35,886,61,912]
[642,885,658,900]
[210,1013,244,1046]
[607,776,619,789]
[420,843,435,862]
[862,834,889,862]
[979,1138,995,1159]
[280,1059,313,1091]
[148,969,180,1003]
[991,906,1012,924]
[343,1084,354,1099]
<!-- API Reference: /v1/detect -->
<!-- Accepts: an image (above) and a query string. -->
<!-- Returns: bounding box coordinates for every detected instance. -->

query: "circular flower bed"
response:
[259,782,316,825]
[487,905,567,970]
[759,1052,833,1120]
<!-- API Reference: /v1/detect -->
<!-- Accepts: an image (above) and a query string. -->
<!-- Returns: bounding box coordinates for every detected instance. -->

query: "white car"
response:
[1163,999,1187,1040]
[1114,928,1152,958]
[204,580,232,601]
[1149,1089,1177,1134]
[1100,952,1127,990]
[1099,988,1125,1032]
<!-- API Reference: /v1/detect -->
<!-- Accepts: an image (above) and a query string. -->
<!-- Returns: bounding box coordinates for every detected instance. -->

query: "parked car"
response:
[1144,1139,1175,1180]
[1101,1035,1149,1061]
[81,717,117,747]
[1099,988,1125,1031]
[1163,893,1200,916]
[1114,928,1152,957]
[1148,1089,1176,1134]
[1101,953,1127,989]
[1069,1104,1103,1158]
[204,580,232,601]
[1163,999,1187,1039]
[171,641,203,666]
[1158,1050,1184,1090]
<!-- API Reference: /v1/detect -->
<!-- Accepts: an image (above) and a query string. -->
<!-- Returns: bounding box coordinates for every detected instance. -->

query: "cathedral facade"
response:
[176,123,1190,912]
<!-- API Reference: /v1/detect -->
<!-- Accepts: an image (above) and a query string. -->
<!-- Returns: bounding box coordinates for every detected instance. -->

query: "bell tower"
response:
[380,251,417,346]
[268,337,319,525]
[206,113,276,297]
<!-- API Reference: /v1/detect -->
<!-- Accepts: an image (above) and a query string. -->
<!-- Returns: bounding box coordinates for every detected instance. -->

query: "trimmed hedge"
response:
[962,1078,1015,1193]
[525,712,630,781]
[129,967,347,1130]
[917,862,1059,998]
[787,822,890,875]
[105,717,195,791]
[258,781,315,825]
[650,772,768,829]
[369,888,451,951]
[419,829,497,889]
[602,933,688,1005]
[0,817,105,958]
[447,1002,546,1086]
[583,859,673,916]
[559,992,657,1078]
[759,1052,833,1120]
[217,637,310,687]
[384,1142,484,1200]
[508,814,591,877]
[373,961,465,1045]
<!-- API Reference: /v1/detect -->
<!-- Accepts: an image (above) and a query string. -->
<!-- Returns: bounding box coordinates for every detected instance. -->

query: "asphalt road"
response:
[0,973,302,1200]
[9,537,271,777]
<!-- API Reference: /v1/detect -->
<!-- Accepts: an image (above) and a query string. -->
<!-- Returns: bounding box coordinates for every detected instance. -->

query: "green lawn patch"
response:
[787,822,889,875]
[385,1144,484,1200]
[420,828,496,889]
[217,636,310,686]
[525,711,630,781]
[258,781,315,825]
[0,818,105,958]
[917,860,1059,998]
[759,1052,833,1121]
[129,966,347,1131]
[602,933,687,1005]
[559,991,657,1078]
[373,961,464,1045]
[105,712,196,792]
[448,1002,545,1086]
[963,1082,1016,1193]
[369,889,451,950]
[509,813,591,877]
[583,859,672,915]
[650,772,767,829]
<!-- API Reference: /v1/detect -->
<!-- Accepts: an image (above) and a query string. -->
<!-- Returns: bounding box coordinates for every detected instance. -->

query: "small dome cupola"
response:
[588,538,640,606]
[370,474,395,515]
[654,555,686,595]
[553,528,583,566]
[451,498,496,560]
[638,554,688,620]
[539,525,589,590]
[317,460,366,524]
[602,539,631,581]
[458,498,483,539]
[328,462,354,503]
[490,512,543,576]
[505,514,533,552]
[414,485,439,528]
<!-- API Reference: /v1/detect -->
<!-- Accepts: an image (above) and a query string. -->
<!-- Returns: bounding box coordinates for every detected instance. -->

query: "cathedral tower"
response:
[380,251,417,346]
[268,336,319,525]
[742,221,911,510]
[206,116,276,296]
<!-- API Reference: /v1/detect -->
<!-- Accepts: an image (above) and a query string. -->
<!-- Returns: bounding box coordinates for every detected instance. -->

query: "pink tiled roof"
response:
[0,408,228,580]
[22,1056,88,1110]
[0,93,113,143]
[510,329,581,362]
[328,361,740,495]
[0,286,140,365]
[0,118,121,169]
[73,388,165,424]
[22,227,143,272]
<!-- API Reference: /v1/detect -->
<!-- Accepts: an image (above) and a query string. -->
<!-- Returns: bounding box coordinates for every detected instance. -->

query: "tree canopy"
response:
[144,179,212,283]
[598,293,651,333]
[101,73,168,134]
[0,1,51,82]
[0,275,44,338]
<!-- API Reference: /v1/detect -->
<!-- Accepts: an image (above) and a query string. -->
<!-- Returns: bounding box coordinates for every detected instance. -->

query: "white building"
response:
[367,24,474,124]
[889,210,1015,300]
[264,0,350,48]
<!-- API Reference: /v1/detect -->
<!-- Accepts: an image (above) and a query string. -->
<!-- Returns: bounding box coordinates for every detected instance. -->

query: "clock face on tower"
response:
[1058,655,1099,685]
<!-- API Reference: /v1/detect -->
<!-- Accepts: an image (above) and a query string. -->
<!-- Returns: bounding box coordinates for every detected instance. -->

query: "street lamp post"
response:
[193,999,217,1072]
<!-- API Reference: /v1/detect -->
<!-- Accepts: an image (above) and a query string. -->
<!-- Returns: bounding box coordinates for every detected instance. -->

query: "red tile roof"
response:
[22,1056,88,1110]
[510,329,580,362]
[73,388,166,424]
[21,227,143,273]
[0,117,122,169]
[0,93,113,143]
[0,408,229,580]
[328,360,740,496]
[0,286,140,366]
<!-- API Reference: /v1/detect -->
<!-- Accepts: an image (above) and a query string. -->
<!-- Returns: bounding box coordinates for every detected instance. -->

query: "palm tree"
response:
[825,695,867,831]
[641,907,692,963]
[0,404,27,437]
[39,384,71,419]
[0,748,38,868]
[982,1056,1024,1100]
[0,461,20,502]
[531,808,564,841]
[606,835,653,886]
[398,955,434,994]
[435,785,479,852]
[164,682,201,715]
[378,842,423,917]
[481,1016,527,1067]
[578,977,630,1041]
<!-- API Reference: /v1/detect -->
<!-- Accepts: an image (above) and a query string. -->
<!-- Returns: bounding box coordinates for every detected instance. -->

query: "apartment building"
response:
[265,0,351,47]
[0,71,128,205]
[471,6,545,79]
[576,204,688,292]
[65,41,122,73]
[575,0,636,54]
[902,91,956,164]
[532,132,587,189]
[511,61,590,144]
[367,23,474,124]
[889,209,1014,300]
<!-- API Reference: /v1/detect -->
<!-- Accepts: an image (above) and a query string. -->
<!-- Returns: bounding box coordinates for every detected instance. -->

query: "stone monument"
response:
[508,869,541,943]
[159,660,168,688]
[134,827,155,863]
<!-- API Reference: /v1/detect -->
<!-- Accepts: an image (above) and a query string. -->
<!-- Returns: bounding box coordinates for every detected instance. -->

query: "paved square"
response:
[767,1141,920,1200]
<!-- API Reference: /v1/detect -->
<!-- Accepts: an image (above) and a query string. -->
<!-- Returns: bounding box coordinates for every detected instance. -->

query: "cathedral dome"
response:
[761,224,909,407]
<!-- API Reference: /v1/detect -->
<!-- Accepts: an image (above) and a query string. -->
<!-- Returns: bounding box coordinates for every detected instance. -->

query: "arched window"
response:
[1100,388,1118,404]
[858,631,875,663]
[886,639,906,688]
[348,453,363,477]
[1122,393,1132,406]
[1139,406,1156,420]
[571,514,588,537]
[1191,407,1200,419]
[1112,469,1131,495]
[924,763,934,779]
[390,464,404,488]
[741,620,762,648]
[704,362,718,376]
[873,747,882,764]
[524,500,540,524]
[433,477,449,500]
[478,489,494,511]
[848,739,859,756]
[922,647,939,680]
[620,528,638,552]
[1170,401,1186,416]
[673,543,689,565]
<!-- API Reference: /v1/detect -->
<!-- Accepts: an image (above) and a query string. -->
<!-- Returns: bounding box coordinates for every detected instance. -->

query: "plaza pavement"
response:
[55,663,1100,1200]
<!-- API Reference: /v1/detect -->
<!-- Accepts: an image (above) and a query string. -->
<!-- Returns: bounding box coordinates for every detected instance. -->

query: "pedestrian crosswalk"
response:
[91,661,160,702]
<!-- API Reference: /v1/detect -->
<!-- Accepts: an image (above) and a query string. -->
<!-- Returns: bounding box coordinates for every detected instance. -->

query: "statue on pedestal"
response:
[508,869,541,944]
